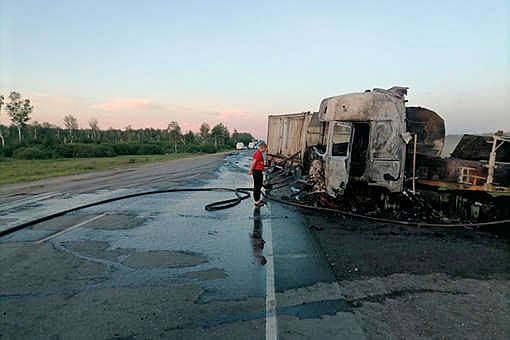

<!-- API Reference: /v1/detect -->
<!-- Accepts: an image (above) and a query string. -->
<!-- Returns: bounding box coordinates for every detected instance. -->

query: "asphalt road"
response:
[0,153,225,204]
[0,153,225,233]
[1,152,509,339]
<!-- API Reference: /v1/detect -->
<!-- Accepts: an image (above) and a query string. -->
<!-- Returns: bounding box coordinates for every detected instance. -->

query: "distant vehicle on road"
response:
[248,141,257,149]
[235,142,246,150]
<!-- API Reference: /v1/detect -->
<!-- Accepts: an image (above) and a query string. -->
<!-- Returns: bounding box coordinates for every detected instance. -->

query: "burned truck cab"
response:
[311,86,409,197]
[267,86,446,199]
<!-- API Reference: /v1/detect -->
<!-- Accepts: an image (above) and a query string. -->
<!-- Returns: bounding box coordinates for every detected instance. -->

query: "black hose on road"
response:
[0,187,252,238]
[262,191,510,229]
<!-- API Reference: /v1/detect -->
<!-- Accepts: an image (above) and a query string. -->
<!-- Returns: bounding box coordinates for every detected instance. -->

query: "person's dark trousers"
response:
[252,170,263,201]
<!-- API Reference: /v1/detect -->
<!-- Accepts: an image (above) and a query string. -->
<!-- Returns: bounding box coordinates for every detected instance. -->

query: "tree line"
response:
[0,91,255,159]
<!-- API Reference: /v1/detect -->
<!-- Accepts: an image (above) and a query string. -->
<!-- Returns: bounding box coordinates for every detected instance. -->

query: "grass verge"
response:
[0,153,205,185]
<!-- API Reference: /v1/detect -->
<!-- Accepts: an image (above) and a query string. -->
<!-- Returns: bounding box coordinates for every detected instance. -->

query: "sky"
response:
[0,0,509,138]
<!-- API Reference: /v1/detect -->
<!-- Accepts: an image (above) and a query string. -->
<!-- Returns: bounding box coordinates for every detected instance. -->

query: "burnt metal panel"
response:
[267,112,310,158]
[305,112,322,147]
[367,119,405,192]
[267,116,283,155]
[405,106,445,157]
[370,120,401,159]
[325,122,352,196]
[318,87,407,122]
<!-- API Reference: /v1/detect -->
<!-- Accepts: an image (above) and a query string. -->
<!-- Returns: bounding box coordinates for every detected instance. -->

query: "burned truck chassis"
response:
[265,159,510,225]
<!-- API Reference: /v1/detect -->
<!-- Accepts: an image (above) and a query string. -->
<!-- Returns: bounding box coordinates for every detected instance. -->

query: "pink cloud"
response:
[179,121,202,132]
[213,109,266,138]
[92,99,163,112]
[216,109,250,120]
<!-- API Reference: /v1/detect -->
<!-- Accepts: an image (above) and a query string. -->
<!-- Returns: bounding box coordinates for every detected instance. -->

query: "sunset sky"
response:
[1,0,509,138]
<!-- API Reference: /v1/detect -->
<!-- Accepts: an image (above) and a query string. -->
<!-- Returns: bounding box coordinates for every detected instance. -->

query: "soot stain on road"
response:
[306,213,510,281]
[192,298,355,328]
[122,250,208,268]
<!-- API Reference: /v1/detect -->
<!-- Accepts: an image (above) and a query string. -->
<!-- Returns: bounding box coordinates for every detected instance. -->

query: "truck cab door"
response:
[325,122,353,196]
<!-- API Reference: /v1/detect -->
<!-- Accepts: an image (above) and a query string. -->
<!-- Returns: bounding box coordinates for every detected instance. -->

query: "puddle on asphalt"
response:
[62,240,130,261]
[61,240,208,269]
[195,298,354,328]
[277,298,354,318]
[123,250,208,268]
[177,213,225,220]
[270,202,336,292]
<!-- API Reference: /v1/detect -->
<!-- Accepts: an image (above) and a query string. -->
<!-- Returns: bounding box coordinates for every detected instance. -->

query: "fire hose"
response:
[0,187,252,238]
[1,182,508,239]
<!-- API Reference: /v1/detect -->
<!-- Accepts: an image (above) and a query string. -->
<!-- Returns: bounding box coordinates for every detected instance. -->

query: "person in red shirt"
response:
[248,142,267,206]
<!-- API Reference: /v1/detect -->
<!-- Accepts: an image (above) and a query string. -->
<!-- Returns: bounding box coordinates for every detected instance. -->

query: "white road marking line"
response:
[265,204,278,340]
[35,213,107,244]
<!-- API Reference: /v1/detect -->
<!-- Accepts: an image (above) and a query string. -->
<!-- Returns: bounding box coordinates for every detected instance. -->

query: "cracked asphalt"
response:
[1,152,509,339]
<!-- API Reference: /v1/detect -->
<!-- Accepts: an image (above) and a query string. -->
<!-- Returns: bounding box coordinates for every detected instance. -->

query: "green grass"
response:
[0,153,204,185]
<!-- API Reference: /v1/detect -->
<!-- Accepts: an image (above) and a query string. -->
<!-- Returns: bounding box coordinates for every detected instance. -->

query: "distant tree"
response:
[231,131,254,146]
[0,113,255,157]
[31,120,41,141]
[199,122,210,141]
[211,123,230,149]
[123,125,134,143]
[6,92,32,142]
[88,118,99,140]
[184,130,196,146]
[35,121,58,145]
[63,114,79,142]
[168,121,183,152]
[0,95,5,147]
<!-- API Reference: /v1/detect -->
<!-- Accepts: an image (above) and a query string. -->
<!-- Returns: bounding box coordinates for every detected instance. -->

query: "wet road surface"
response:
[1,152,509,339]
[0,153,225,233]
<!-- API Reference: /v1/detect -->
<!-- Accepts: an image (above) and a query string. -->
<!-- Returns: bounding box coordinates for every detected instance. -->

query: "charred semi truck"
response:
[266,87,509,224]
